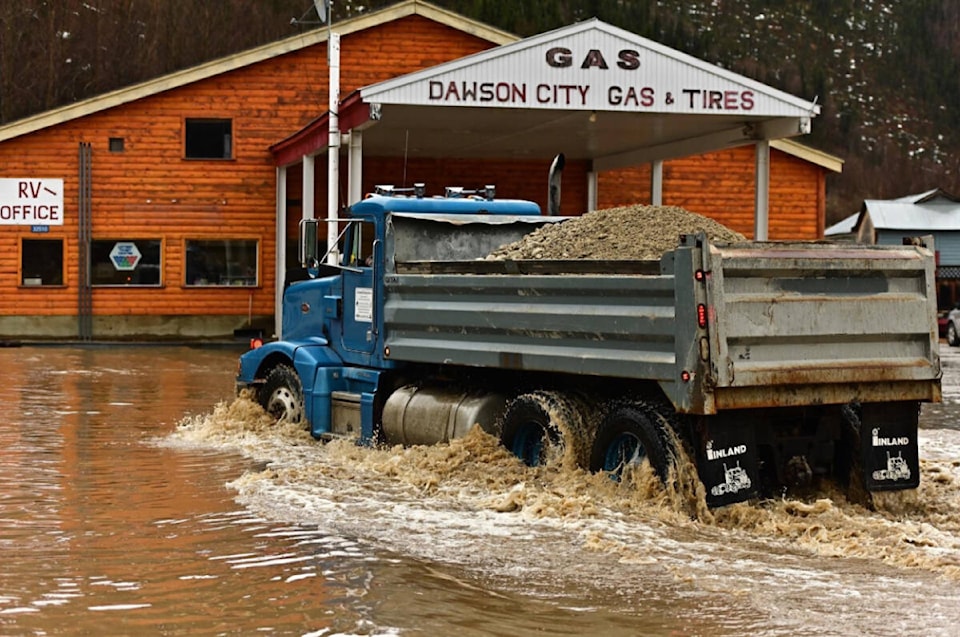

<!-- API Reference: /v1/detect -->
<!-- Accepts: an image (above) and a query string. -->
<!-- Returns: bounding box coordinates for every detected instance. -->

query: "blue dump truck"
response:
[236,184,942,507]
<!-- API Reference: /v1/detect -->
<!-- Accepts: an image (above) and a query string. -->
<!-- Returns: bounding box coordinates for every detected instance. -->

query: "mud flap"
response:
[859,402,920,492]
[695,420,759,507]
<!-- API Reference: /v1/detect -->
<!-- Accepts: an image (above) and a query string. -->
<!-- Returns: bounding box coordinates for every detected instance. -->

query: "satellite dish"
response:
[313,0,330,24]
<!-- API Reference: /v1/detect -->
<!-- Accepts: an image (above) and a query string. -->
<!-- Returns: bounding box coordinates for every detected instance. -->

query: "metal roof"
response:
[863,197,960,231]
[275,14,822,170]
[826,190,960,236]
[824,213,859,236]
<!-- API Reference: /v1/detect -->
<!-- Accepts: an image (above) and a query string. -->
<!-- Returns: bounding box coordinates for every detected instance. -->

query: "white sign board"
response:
[362,23,817,118]
[0,178,64,225]
[109,242,142,271]
[354,287,373,323]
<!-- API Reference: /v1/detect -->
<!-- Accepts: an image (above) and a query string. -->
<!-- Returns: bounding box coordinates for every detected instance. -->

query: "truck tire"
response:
[259,364,305,427]
[589,401,674,482]
[499,393,565,467]
[948,322,959,347]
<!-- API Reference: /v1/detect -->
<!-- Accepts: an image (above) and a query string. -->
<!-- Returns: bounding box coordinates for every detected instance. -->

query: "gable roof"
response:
[835,189,960,235]
[0,0,514,144]
[771,139,842,173]
[278,16,826,171]
[890,187,960,205]
[362,17,819,116]
[863,196,960,231]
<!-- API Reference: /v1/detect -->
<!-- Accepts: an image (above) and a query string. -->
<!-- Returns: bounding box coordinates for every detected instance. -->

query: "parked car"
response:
[946,303,960,346]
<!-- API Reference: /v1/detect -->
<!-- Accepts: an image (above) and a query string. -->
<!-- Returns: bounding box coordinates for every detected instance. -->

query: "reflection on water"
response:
[0,347,360,636]
[1,345,960,636]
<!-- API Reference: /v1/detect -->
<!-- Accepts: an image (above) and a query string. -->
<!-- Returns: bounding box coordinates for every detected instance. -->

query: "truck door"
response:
[341,265,376,354]
[340,224,378,356]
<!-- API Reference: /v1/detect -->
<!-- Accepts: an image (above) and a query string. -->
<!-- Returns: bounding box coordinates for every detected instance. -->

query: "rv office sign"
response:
[0,178,64,225]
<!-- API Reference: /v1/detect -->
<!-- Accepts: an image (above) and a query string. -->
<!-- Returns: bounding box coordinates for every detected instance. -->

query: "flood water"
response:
[0,344,959,636]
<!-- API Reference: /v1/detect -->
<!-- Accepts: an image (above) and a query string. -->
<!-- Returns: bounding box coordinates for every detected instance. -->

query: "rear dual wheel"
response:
[589,401,676,482]
[500,392,678,484]
[499,393,566,467]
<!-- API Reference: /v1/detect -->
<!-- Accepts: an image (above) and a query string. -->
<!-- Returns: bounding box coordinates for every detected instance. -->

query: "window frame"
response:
[89,238,163,288]
[19,236,66,288]
[183,117,234,160]
[182,237,260,288]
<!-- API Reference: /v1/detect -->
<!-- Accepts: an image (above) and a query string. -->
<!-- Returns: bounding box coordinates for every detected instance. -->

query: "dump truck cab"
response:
[237,185,549,441]
[290,185,543,367]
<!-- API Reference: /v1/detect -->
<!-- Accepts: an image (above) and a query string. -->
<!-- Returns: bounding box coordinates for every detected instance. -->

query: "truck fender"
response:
[291,344,345,429]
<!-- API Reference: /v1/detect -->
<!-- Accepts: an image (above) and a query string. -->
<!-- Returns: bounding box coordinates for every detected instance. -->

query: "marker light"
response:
[250,338,263,350]
[697,303,708,329]
[681,370,691,383]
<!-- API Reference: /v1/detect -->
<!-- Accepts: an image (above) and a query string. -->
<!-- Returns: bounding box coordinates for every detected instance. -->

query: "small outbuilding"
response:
[827,188,960,314]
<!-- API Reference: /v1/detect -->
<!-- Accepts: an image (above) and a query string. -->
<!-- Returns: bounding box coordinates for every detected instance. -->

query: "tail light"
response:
[250,337,263,349]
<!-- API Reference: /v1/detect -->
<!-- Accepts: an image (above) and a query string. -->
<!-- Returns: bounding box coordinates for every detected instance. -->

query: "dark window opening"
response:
[185,119,232,159]
[21,239,64,286]
[109,137,124,152]
[185,239,257,286]
[91,240,161,286]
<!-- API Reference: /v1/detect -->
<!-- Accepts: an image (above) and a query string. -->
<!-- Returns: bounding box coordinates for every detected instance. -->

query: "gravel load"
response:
[487,204,746,261]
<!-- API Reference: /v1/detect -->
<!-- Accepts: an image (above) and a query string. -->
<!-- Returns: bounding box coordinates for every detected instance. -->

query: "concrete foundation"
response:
[0,315,275,343]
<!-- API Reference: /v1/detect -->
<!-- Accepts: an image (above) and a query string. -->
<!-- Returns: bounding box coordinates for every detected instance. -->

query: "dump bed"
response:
[699,240,941,412]
[381,217,940,415]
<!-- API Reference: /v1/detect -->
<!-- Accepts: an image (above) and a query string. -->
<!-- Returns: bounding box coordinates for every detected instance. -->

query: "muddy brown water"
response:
[1,345,959,636]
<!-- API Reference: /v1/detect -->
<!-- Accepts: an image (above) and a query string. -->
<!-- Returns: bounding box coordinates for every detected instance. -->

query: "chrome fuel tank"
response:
[381,385,507,446]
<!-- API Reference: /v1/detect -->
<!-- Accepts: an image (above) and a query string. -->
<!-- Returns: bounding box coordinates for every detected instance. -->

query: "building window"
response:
[21,238,64,286]
[91,239,161,286]
[109,137,124,152]
[184,118,232,159]
[185,239,257,286]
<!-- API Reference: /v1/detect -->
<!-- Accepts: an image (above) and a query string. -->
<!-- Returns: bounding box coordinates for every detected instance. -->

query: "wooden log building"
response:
[0,1,841,341]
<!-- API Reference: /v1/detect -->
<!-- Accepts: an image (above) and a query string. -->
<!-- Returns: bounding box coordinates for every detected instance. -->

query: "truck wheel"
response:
[499,393,564,467]
[948,322,959,347]
[259,364,304,426]
[589,402,674,482]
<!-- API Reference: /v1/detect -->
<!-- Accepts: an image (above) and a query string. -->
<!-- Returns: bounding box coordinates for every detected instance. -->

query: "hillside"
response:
[434,0,960,222]
[2,0,957,223]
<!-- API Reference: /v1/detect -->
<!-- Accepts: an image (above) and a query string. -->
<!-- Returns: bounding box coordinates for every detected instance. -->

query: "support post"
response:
[327,31,341,264]
[586,170,598,213]
[348,129,363,205]
[302,154,315,221]
[275,165,287,338]
[651,159,664,206]
[754,140,770,241]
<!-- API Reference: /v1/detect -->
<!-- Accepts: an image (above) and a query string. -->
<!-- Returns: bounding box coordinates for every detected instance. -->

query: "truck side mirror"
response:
[299,219,319,267]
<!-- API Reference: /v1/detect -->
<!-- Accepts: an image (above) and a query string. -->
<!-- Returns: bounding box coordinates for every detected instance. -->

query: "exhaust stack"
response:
[547,153,565,216]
